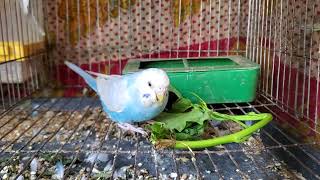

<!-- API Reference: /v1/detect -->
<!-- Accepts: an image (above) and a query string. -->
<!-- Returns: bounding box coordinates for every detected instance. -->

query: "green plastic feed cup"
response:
[123,56,260,104]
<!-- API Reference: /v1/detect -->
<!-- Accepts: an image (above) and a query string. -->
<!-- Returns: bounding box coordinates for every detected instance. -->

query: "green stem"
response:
[211,111,270,121]
[232,119,248,128]
[173,113,272,149]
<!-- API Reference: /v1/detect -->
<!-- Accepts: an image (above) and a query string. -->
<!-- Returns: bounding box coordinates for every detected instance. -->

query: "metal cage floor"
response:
[0,95,320,180]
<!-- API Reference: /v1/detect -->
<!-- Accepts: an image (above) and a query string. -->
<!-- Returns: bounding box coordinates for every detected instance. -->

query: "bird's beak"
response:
[156,92,165,103]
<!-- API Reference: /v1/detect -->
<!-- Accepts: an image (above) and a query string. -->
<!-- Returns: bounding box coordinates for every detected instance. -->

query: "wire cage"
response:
[0,0,320,179]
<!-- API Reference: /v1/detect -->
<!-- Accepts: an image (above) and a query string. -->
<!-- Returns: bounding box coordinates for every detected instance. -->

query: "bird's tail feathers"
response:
[64,61,97,92]
[86,71,111,79]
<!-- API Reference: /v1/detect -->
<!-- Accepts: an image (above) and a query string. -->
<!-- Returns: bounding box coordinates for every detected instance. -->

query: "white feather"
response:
[18,163,24,172]
[30,158,38,174]
[17,175,24,180]
[85,153,109,164]
[81,175,88,180]
[80,175,88,180]
[55,161,64,180]
[19,0,29,14]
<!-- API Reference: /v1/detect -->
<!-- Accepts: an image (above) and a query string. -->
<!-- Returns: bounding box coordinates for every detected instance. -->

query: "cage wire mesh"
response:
[0,0,320,179]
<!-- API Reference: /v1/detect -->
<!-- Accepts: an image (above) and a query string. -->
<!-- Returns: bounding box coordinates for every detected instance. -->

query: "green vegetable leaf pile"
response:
[148,85,249,144]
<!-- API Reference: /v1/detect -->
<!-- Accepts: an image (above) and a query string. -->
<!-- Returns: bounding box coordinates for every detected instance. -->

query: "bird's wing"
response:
[97,76,129,112]
[86,71,121,79]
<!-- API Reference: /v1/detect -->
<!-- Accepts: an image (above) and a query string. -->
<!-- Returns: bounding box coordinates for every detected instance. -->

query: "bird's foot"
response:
[117,123,147,136]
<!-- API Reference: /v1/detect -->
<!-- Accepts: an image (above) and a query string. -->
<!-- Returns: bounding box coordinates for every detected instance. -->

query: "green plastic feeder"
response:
[123,56,260,104]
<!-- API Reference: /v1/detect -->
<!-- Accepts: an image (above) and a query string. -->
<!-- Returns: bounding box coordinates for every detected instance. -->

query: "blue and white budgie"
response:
[65,61,170,135]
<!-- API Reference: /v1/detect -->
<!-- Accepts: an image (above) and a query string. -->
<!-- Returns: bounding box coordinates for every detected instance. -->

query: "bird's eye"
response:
[148,81,152,87]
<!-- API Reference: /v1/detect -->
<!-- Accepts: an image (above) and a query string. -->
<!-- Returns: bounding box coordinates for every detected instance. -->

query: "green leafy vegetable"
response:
[148,85,272,149]
[175,122,205,140]
[149,122,172,143]
[155,108,209,132]
[169,98,193,113]
[168,85,183,98]
[148,86,217,144]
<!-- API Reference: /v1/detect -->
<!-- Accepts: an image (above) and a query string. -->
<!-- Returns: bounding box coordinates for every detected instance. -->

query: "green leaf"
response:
[169,97,193,113]
[175,123,205,140]
[168,84,183,99]
[149,86,212,142]
[166,85,193,113]
[148,122,172,144]
[154,107,210,132]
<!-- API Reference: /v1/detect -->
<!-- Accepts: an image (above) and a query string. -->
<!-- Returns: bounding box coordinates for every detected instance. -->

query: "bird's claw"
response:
[117,123,147,136]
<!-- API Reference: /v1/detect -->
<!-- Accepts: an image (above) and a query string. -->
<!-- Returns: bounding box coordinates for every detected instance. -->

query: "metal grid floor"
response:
[0,95,320,179]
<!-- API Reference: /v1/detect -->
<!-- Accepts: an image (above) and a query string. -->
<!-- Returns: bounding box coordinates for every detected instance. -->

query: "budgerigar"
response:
[65,61,170,135]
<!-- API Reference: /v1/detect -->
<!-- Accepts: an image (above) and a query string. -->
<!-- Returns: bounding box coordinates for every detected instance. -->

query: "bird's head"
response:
[136,68,170,107]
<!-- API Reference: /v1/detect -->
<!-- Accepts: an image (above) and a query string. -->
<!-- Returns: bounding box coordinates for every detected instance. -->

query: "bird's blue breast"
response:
[101,96,166,123]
